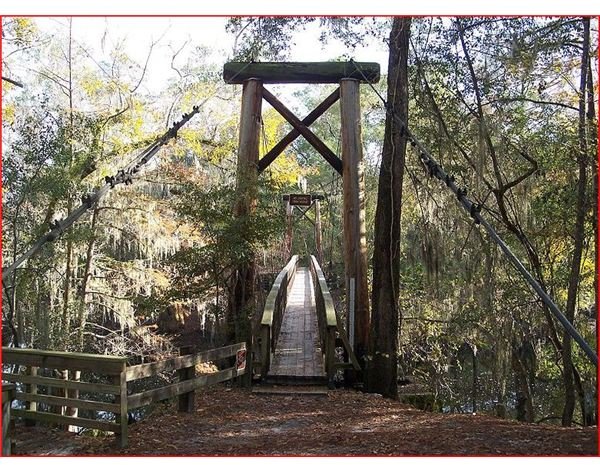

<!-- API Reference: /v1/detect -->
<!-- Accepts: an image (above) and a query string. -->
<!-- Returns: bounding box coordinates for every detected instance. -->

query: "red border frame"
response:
[0,14,598,459]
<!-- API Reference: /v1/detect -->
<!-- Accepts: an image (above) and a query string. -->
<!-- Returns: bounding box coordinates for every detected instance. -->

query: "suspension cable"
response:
[2,61,255,284]
[2,108,199,283]
[350,59,598,367]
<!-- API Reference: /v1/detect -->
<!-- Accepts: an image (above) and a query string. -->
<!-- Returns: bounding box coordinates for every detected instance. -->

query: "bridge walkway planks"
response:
[268,267,325,379]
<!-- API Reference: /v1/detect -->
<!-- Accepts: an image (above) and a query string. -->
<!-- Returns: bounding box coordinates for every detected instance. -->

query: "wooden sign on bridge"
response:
[288,193,312,207]
[282,193,325,263]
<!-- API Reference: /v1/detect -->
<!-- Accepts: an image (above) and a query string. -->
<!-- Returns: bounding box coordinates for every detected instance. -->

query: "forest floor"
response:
[13,384,598,456]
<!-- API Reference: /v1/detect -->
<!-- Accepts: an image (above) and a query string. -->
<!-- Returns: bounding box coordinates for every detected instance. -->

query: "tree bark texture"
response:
[562,17,590,427]
[512,341,535,423]
[367,18,411,398]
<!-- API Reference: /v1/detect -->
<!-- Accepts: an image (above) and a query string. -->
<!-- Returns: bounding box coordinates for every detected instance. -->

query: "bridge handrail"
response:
[309,255,337,386]
[261,255,298,327]
[309,255,361,387]
[309,255,337,328]
[256,255,299,377]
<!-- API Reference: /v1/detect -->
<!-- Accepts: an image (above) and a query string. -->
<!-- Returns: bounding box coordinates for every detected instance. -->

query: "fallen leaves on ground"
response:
[13,385,597,456]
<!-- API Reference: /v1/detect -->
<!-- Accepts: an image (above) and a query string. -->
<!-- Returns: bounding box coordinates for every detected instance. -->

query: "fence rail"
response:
[125,342,246,410]
[125,344,242,382]
[2,348,127,374]
[2,342,246,449]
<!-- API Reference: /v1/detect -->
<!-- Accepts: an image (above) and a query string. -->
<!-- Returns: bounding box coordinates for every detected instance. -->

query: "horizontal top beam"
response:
[2,347,127,362]
[2,383,15,392]
[2,347,127,374]
[223,61,380,84]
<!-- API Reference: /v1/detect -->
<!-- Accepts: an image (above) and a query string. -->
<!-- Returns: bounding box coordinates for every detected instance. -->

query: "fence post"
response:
[113,364,128,448]
[56,369,68,429]
[66,370,80,432]
[327,328,336,389]
[2,384,15,455]
[24,366,37,427]
[178,347,195,413]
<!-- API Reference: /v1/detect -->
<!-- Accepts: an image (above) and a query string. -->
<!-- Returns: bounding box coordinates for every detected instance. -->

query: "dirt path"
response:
[13,385,598,456]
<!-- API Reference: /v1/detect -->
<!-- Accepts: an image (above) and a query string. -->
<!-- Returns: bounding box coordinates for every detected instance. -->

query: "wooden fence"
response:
[254,255,298,377]
[125,342,246,412]
[1,342,246,448]
[309,255,360,387]
[2,348,128,447]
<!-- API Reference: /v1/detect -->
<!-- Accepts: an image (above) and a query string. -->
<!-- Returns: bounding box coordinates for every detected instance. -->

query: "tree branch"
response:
[2,76,23,88]
[484,97,578,112]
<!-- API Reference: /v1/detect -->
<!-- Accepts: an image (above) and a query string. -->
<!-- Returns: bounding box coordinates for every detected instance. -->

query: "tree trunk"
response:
[472,344,478,413]
[314,199,323,264]
[367,18,411,399]
[61,18,75,352]
[284,199,293,259]
[512,340,535,422]
[562,17,590,427]
[585,45,598,428]
[62,223,74,347]
[78,205,100,350]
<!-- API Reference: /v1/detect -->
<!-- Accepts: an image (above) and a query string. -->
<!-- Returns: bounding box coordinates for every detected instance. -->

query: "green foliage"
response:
[226,17,314,61]
[167,180,286,301]
[2,17,596,426]
[397,16,597,422]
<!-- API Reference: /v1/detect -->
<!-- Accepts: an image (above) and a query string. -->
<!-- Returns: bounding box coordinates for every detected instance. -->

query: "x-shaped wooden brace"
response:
[258,87,343,175]
[290,205,316,226]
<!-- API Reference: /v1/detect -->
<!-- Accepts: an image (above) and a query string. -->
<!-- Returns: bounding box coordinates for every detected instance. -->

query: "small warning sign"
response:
[289,194,312,206]
[236,349,247,372]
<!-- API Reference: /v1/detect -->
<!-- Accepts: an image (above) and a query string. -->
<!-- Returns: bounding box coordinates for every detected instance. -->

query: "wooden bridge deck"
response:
[269,267,325,379]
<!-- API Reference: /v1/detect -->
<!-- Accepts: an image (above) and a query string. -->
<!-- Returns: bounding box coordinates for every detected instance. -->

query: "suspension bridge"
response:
[1,61,597,452]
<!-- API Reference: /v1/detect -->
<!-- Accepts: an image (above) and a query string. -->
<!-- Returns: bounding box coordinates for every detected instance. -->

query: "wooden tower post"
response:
[340,78,370,370]
[284,199,293,260]
[230,78,262,353]
[314,198,324,264]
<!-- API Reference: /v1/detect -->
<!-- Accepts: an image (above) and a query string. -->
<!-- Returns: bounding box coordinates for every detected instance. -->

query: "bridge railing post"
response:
[327,327,336,388]
[178,347,196,412]
[261,325,270,377]
[24,366,37,427]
